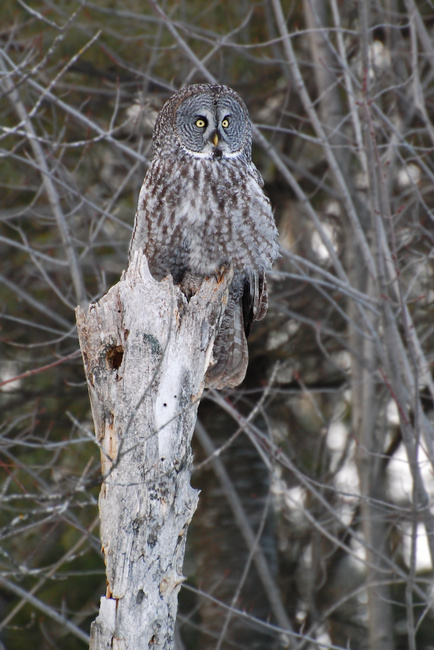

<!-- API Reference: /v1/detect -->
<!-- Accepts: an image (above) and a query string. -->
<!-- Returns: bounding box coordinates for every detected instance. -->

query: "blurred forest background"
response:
[1,1,434,649]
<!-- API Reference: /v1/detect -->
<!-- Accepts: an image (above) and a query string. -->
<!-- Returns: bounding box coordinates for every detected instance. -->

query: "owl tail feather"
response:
[205,298,248,390]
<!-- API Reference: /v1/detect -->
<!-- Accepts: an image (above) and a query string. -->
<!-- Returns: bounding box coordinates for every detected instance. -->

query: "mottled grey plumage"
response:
[129,83,279,389]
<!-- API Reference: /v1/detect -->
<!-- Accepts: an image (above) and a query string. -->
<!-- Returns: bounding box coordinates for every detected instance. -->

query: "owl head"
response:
[152,84,252,163]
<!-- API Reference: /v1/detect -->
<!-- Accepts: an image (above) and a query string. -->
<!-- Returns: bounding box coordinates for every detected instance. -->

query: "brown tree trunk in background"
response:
[76,253,232,650]
[351,278,395,650]
[303,3,395,649]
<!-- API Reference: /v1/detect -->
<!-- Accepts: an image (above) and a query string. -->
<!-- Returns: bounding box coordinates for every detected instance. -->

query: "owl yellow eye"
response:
[195,118,206,128]
[221,117,230,128]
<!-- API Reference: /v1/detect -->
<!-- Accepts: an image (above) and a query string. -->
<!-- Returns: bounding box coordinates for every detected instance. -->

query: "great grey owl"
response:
[128,83,280,389]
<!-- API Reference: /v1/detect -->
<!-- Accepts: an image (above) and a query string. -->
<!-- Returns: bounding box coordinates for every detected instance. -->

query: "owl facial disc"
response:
[173,89,249,159]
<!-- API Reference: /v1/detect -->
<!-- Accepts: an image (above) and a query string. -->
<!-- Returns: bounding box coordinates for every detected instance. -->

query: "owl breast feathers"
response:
[129,83,280,389]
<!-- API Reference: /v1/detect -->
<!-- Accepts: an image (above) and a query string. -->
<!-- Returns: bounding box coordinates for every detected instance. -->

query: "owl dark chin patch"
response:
[213,148,223,159]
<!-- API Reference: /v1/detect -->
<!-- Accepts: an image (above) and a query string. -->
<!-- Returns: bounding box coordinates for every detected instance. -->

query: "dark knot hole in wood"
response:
[106,344,124,371]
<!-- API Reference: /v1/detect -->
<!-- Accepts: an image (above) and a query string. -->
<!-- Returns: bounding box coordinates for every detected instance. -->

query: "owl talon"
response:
[216,266,226,283]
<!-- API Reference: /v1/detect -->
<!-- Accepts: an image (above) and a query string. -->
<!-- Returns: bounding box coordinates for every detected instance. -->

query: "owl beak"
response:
[212,133,219,147]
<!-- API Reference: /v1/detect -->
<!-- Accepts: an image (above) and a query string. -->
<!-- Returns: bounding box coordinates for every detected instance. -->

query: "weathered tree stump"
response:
[76,252,232,650]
